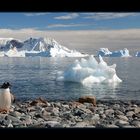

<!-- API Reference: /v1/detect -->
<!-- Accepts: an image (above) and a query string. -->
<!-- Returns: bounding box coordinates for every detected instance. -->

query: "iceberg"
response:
[0,51,5,57]
[135,52,140,57]
[56,55,122,86]
[97,48,131,57]
[4,47,25,57]
[25,48,87,57]
[24,37,87,57]
[0,37,88,57]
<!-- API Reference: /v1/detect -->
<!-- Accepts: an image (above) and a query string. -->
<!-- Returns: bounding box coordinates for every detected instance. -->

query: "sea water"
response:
[0,56,140,101]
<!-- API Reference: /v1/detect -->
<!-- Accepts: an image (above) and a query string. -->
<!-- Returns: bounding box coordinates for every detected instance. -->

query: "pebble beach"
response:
[0,97,140,128]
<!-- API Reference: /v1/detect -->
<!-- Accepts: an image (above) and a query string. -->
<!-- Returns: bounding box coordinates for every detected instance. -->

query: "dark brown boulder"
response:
[30,97,48,106]
[78,96,96,107]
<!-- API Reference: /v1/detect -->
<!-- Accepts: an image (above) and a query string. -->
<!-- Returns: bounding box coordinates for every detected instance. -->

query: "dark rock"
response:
[117,115,128,121]
[29,97,48,107]
[78,96,96,107]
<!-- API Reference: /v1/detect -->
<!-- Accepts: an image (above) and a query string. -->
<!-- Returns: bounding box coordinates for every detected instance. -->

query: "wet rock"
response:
[73,121,90,127]
[43,116,61,122]
[22,118,33,125]
[97,103,106,107]
[61,104,69,109]
[117,115,128,121]
[119,107,126,113]
[29,97,48,107]
[12,122,26,127]
[0,99,139,128]
[133,113,140,118]
[96,107,104,114]
[115,120,129,127]
[112,104,120,110]
[27,106,36,112]
[106,124,119,128]
[74,116,83,122]
[0,114,7,120]
[51,107,59,116]
[77,104,87,109]
[61,112,75,121]
[62,124,71,128]
[45,121,60,128]
[69,101,82,109]
[6,115,21,123]
[29,123,46,128]
[131,104,138,107]
[78,96,96,106]
[73,108,85,116]
[78,107,93,114]
[42,110,51,117]
[83,103,94,108]
[122,125,135,128]
[9,111,22,118]
[126,111,135,117]
[90,114,100,125]
[100,114,106,119]
[131,120,140,127]
[53,102,62,108]
[134,107,140,114]
[105,109,114,116]
[45,107,54,112]
[114,110,124,115]
[88,107,96,113]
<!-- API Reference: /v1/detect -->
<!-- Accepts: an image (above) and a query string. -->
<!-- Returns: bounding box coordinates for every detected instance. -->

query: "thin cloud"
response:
[47,23,88,28]
[0,25,140,42]
[83,13,139,20]
[54,13,79,20]
[24,13,48,16]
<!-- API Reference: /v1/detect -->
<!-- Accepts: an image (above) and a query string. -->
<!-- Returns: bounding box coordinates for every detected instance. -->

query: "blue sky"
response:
[1,12,140,53]
[0,12,140,30]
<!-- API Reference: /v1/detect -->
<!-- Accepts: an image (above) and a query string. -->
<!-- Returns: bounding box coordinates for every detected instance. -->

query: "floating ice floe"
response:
[56,55,122,86]
[97,48,131,57]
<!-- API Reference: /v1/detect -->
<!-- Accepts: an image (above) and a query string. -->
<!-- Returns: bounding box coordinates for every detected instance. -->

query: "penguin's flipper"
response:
[11,93,15,103]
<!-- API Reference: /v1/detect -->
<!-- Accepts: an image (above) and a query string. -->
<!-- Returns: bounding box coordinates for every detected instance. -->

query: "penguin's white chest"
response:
[0,88,11,110]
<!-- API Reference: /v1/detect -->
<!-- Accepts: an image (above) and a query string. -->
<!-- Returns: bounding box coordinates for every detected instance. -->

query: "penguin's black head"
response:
[1,82,11,89]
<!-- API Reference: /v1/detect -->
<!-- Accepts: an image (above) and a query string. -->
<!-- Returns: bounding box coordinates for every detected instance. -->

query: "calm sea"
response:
[0,55,140,101]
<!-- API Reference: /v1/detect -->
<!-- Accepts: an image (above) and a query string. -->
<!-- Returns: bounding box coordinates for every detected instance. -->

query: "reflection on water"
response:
[0,57,140,101]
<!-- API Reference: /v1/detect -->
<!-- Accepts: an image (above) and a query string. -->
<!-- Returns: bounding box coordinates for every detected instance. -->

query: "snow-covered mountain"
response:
[0,38,23,51]
[0,37,88,57]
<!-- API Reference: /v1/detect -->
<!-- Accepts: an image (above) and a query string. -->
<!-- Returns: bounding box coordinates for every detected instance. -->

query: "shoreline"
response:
[0,97,140,128]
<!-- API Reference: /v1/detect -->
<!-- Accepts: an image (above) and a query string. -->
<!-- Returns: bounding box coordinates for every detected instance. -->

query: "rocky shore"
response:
[0,97,140,128]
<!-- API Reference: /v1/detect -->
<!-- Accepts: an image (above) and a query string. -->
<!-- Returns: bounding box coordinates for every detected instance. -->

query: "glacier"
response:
[97,48,131,57]
[56,55,122,86]
[0,37,88,57]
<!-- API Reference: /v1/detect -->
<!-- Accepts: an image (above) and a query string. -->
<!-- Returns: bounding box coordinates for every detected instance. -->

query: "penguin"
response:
[0,82,14,113]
